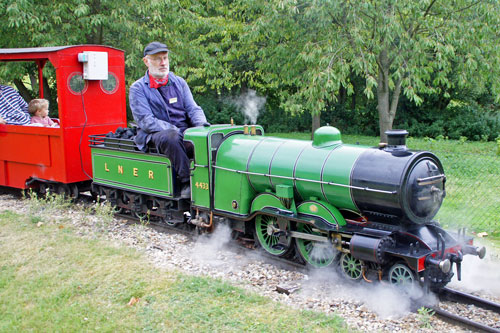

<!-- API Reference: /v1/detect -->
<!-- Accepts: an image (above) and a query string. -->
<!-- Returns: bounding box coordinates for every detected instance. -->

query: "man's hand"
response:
[0,116,6,124]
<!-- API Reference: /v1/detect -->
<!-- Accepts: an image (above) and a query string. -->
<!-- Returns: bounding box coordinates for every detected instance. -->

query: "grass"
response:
[0,201,348,332]
[268,132,500,236]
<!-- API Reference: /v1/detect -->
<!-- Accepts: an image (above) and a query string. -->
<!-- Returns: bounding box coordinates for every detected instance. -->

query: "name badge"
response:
[169,97,178,104]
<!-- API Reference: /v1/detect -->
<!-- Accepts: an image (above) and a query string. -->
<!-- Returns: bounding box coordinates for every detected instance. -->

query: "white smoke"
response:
[233,89,266,124]
[448,241,500,297]
[189,223,233,266]
[300,268,436,319]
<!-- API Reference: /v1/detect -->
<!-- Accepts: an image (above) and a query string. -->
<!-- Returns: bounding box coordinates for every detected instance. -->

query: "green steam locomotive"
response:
[90,124,485,290]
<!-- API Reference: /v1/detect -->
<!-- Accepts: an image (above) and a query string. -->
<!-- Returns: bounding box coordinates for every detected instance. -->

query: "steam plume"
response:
[233,89,266,124]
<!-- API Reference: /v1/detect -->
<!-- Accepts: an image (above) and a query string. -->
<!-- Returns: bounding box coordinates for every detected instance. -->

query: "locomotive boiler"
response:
[212,126,445,225]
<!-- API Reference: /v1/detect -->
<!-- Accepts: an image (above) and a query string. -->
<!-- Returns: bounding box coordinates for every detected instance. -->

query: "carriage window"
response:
[68,73,87,94]
[100,72,118,94]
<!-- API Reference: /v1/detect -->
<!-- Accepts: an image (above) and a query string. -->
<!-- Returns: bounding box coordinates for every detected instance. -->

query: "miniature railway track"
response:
[438,287,500,313]
[429,306,499,333]
[425,288,500,333]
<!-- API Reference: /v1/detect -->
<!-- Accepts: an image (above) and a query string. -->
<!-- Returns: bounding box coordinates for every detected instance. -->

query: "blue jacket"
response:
[129,71,207,151]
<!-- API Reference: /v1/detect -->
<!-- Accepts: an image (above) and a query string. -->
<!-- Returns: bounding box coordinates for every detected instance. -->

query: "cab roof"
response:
[0,45,123,61]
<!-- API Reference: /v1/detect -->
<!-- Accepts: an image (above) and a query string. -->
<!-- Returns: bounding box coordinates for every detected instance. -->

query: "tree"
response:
[245,0,500,141]
[0,0,141,102]
[133,1,261,93]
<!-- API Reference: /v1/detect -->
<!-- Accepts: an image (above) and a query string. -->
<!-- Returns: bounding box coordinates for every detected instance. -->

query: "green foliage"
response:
[1,0,500,141]
[417,307,434,329]
[0,0,142,103]
[197,94,245,125]
[497,137,500,156]
[395,103,500,141]
[240,0,500,138]
[89,198,117,231]
[23,189,72,222]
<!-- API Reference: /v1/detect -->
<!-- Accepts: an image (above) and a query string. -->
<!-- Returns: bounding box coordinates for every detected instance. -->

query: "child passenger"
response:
[28,98,58,127]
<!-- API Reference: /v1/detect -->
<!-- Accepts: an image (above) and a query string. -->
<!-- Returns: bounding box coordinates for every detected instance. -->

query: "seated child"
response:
[28,98,58,127]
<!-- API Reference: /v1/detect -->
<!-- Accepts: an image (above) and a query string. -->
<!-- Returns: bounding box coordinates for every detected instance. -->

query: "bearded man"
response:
[129,42,208,199]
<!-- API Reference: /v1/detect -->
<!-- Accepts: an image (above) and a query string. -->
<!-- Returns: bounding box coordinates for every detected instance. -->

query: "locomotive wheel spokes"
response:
[339,253,363,280]
[295,223,335,268]
[388,263,416,288]
[254,215,292,256]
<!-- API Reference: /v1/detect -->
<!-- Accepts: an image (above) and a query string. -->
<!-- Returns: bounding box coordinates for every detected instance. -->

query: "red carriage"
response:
[0,45,127,195]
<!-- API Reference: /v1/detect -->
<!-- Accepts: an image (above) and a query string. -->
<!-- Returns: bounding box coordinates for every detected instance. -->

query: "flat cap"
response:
[143,42,169,56]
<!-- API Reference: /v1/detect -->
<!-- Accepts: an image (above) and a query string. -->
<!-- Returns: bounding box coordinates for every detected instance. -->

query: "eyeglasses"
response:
[147,54,169,63]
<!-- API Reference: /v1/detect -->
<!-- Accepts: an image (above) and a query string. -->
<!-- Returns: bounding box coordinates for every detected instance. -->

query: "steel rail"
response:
[429,306,500,333]
[439,287,500,314]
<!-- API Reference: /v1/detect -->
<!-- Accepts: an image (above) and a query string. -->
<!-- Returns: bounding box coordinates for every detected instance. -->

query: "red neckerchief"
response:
[149,73,169,89]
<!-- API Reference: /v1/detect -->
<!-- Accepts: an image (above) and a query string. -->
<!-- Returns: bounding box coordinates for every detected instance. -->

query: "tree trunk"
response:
[377,51,390,143]
[339,85,346,104]
[43,77,52,103]
[311,113,321,139]
[351,90,356,111]
[13,79,32,102]
[376,49,401,143]
[350,72,356,111]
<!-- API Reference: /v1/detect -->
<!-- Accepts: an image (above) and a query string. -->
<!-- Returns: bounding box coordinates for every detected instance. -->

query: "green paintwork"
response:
[213,134,261,214]
[320,145,366,210]
[184,126,211,208]
[339,253,363,280]
[388,264,416,286]
[254,215,291,256]
[297,200,346,227]
[312,126,342,148]
[247,137,287,190]
[91,148,173,197]
[295,223,336,267]
[250,193,287,212]
[186,124,264,210]
[293,144,333,200]
[213,126,365,218]
[276,185,293,199]
[268,139,309,190]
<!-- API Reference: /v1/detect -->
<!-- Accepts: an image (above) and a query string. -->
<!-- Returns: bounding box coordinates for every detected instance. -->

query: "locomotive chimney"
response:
[384,129,409,153]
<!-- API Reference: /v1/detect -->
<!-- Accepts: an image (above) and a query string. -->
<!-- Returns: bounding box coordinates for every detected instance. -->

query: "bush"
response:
[196,94,245,125]
[395,103,500,141]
